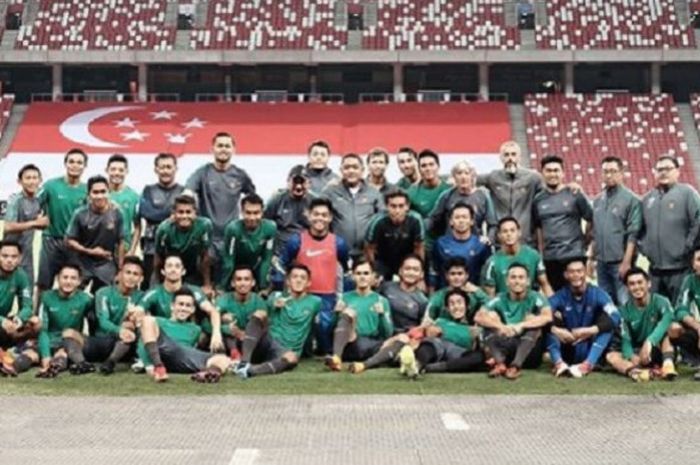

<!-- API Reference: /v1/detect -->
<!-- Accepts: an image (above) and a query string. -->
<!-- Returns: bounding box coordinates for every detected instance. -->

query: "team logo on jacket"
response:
[668,202,675,209]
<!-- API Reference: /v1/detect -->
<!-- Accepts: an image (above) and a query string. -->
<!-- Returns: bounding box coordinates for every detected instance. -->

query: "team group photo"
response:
[3,0,700,463]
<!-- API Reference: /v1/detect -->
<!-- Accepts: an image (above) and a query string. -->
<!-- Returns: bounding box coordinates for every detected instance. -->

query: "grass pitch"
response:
[3,360,700,396]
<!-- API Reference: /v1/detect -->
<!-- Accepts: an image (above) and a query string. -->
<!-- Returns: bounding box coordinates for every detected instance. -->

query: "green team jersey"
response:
[201,292,266,336]
[138,316,203,366]
[407,180,451,219]
[37,289,93,358]
[675,273,700,322]
[340,290,393,339]
[396,176,416,191]
[38,176,87,238]
[427,287,488,323]
[619,293,674,359]
[267,291,322,356]
[94,285,144,336]
[0,268,33,323]
[484,290,548,325]
[435,316,473,349]
[109,186,140,249]
[482,245,546,294]
[155,216,213,280]
[220,219,277,289]
[157,316,202,346]
[139,283,208,318]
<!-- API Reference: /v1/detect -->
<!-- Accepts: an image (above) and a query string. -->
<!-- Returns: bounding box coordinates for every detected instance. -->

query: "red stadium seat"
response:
[15,0,175,50]
[363,0,520,50]
[525,93,697,195]
[536,0,695,50]
[189,0,347,50]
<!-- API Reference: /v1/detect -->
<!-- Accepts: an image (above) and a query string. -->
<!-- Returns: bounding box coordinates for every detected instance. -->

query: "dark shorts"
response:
[79,260,117,291]
[422,337,468,362]
[608,334,663,365]
[38,236,70,289]
[252,334,289,364]
[341,336,383,362]
[158,333,211,373]
[82,335,118,363]
[0,327,14,350]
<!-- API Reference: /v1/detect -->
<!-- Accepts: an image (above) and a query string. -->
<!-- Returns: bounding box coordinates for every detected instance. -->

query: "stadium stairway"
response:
[520,29,535,49]
[363,1,378,28]
[534,0,547,27]
[1,30,17,50]
[504,1,517,27]
[509,103,531,166]
[165,0,179,26]
[334,0,347,27]
[0,104,27,159]
[176,29,192,50]
[21,0,39,29]
[194,0,209,28]
[674,0,690,25]
[677,103,700,185]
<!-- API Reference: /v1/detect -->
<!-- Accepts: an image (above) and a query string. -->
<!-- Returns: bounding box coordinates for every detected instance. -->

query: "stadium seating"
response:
[535,0,695,50]
[524,93,697,195]
[362,0,520,50]
[0,95,15,142]
[189,0,347,50]
[16,0,175,50]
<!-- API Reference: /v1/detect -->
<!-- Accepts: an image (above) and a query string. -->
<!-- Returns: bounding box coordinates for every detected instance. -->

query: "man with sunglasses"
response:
[639,156,700,302]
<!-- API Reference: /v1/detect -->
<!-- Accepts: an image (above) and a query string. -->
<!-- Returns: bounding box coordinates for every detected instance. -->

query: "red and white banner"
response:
[3,102,510,200]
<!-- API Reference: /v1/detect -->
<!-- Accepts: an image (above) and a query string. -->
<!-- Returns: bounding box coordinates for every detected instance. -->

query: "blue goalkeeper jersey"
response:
[549,284,620,330]
[431,233,491,288]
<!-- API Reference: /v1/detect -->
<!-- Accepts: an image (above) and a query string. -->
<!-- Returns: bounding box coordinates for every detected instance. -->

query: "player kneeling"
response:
[474,263,553,380]
[398,288,484,379]
[606,268,677,382]
[35,264,94,378]
[324,260,399,373]
[234,264,321,379]
[139,288,232,383]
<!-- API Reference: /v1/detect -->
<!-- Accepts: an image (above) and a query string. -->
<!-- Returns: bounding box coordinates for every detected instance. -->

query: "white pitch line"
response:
[441,412,470,431]
[229,448,260,465]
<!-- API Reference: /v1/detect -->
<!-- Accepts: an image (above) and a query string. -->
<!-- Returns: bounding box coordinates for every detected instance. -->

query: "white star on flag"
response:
[182,117,206,129]
[151,110,177,120]
[114,117,138,128]
[121,130,149,142]
[165,133,191,144]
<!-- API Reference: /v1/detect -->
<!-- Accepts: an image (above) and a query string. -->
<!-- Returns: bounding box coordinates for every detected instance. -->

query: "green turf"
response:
[2,360,700,396]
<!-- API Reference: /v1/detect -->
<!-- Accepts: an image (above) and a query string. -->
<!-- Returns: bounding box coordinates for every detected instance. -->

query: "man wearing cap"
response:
[265,165,316,258]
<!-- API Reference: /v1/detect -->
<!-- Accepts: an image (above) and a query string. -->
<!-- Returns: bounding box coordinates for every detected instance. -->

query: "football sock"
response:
[363,340,404,369]
[106,341,132,363]
[512,329,541,368]
[241,317,265,363]
[62,338,85,364]
[249,357,293,377]
[144,342,163,367]
[332,313,353,357]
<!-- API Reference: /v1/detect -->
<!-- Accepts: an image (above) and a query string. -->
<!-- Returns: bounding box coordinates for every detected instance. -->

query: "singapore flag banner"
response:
[1,102,510,202]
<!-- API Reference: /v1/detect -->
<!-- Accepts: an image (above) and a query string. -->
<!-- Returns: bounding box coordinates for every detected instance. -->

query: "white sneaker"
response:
[131,359,145,373]
[568,364,583,379]
[553,362,570,378]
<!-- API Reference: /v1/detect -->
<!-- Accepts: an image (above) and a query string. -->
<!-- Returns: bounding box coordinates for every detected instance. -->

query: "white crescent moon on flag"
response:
[59,106,144,148]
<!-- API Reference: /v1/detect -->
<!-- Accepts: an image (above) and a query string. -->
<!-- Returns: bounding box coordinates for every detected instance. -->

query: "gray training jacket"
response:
[476,168,542,244]
[639,183,700,271]
[322,180,384,258]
